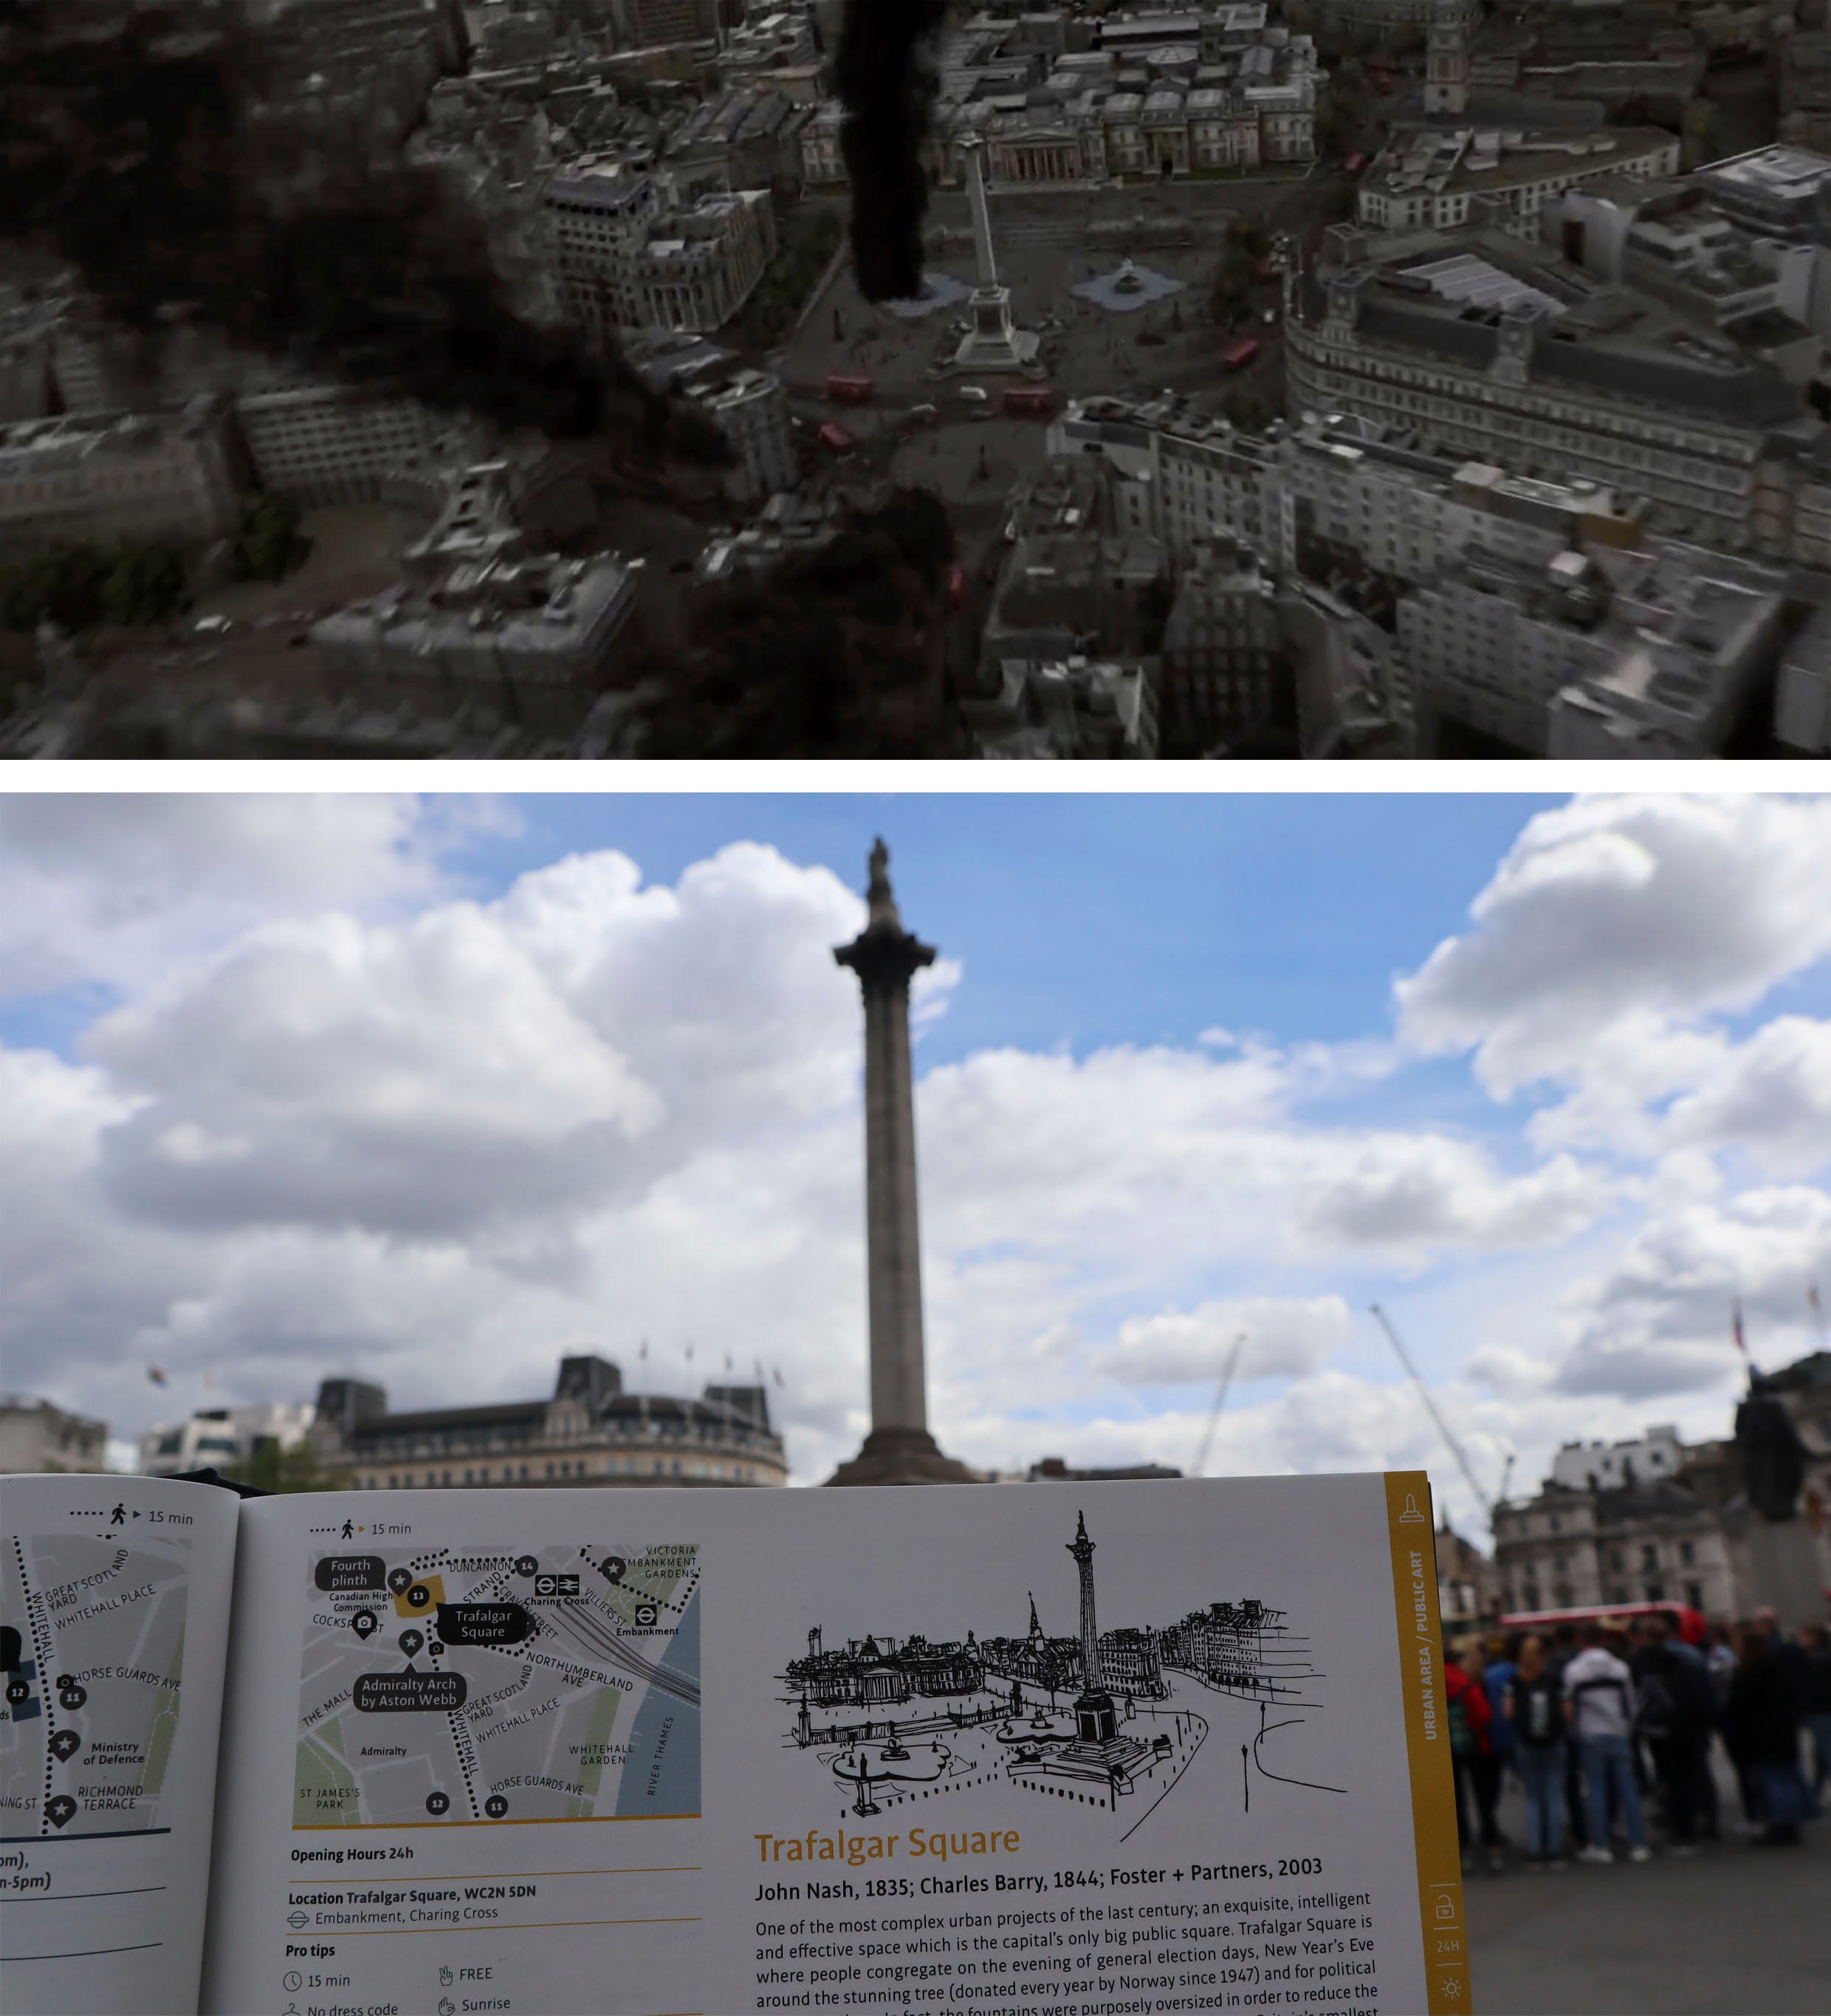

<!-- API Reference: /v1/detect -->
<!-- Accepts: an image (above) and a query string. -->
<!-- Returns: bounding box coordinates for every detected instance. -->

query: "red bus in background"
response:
[818,420,857,453]
[1344,152,1368,174]
[1002,384,1057,417]
[825,372,874,403]
[1499,1602,1708,1648]
[1220,337,1260,371]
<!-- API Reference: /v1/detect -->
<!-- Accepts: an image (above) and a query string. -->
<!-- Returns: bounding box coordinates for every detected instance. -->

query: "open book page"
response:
[202,1487,712,2016]
[0,1472,241,2015]
[202,1472,1466,2016]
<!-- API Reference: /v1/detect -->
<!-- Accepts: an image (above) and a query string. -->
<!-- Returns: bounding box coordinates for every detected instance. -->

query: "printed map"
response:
[295,1541,700,1827]
[1,1527,190,1837]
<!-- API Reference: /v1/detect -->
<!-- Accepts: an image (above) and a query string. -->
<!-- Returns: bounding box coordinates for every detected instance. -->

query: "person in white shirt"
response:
[1563,1622,1650,1862]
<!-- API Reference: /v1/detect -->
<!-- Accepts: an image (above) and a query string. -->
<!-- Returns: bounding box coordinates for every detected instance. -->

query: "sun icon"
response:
[1440,1977,1464,2000]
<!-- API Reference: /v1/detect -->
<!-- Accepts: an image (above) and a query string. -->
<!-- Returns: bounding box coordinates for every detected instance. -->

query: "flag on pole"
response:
[1731,1301,1748,1359]
[1810,1283,1822,1313]
[147,1365,168,1386]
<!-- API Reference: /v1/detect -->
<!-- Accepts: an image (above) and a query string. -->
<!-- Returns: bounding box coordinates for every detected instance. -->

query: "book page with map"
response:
[202,1474,1467,2016]
[0,1472,241,2015]
[203,1487,711,2016]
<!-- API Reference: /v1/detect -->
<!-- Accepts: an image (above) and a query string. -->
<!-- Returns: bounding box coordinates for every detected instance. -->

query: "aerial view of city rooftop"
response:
[1,0,1827,758]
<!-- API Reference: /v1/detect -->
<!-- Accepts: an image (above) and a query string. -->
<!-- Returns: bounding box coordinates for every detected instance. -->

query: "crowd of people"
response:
[1442,1611,1831,1871]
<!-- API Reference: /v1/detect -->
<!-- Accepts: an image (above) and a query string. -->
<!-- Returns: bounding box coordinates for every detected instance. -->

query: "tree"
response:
[224,1439,352,1495]
[230,496,309,583]
[103,546,187,627]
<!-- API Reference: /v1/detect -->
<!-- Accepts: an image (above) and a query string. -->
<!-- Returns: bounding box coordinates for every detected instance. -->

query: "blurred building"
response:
[234,383,439,507]
[1160,535,1283,750]
[138,1402,316,1478]
[1493,1477,1741,1619]
[310,548,638,737]
[0,399,249,555]
[310,1354,789,1487]
[682,365,798,501]
[977,652,1162,758]
[1023,1455,1183,1481]
[1435,1519,1494,1633]
[0,1396,109,1475]
[1551,1424,1688,1492]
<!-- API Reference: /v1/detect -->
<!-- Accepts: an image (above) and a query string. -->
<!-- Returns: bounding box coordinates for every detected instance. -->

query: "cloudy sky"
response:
[3,791,1827,1537]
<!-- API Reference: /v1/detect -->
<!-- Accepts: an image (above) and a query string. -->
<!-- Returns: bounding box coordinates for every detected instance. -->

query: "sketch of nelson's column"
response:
[826,840,978,1487]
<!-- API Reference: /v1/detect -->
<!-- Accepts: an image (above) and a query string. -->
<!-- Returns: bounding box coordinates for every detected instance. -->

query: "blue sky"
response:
[2,791,1827,1536]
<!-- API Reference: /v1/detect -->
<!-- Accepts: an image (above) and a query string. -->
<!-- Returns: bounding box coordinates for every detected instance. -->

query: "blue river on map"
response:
[616,1585,701,1816]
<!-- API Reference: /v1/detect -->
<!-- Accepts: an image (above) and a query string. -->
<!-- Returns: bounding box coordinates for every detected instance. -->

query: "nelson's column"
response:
[826,841,978,1487]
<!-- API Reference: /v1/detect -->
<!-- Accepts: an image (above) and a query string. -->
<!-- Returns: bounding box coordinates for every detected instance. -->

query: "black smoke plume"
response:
[835,0,947,303]
[0,2,715,459]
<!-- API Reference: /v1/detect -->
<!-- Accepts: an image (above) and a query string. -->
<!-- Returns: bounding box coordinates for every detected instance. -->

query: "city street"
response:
[1466,1766,1827,2014]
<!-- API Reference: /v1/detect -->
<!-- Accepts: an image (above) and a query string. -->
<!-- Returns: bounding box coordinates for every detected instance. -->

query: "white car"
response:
[957,385,989,404]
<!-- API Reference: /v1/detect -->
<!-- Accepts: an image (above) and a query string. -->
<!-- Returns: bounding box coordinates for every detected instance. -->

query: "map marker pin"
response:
[5,1678,27,1706]
[58,1682,86,1711]
[49,1729,80,1762]
[351,1611,379,1640]
[399,1629,424,1658]
[47,1795,76,1828]
[387,1568,413,1596]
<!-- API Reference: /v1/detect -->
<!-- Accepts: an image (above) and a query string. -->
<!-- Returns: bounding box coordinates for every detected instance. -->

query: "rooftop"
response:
[1367,124,1675,203]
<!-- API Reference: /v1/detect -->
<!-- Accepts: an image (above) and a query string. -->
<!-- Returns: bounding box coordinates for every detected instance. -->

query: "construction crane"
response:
[1368,1304,1495,1524]
[1192,1333,1248,1480]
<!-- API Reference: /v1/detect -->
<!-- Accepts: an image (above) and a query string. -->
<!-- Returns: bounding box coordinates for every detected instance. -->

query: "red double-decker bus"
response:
[1002,385,1057,417]
[1220,337,1260,371]
[825,372,874,404]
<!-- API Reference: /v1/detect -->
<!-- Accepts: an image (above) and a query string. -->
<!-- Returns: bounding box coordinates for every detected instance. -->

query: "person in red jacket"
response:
[1446,1644,1500,1871]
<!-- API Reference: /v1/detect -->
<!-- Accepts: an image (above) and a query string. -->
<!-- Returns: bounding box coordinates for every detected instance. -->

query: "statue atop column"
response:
[1735,1370,1810,1522]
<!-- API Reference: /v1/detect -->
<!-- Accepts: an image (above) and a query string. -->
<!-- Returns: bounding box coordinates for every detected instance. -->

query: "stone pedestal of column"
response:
[1744,1518,1827,1630]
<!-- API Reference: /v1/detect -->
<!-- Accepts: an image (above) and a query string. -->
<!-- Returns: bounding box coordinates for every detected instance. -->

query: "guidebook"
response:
[1,1469,1472,2016]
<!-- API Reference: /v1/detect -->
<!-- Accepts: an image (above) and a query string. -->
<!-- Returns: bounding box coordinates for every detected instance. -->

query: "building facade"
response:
[1492,1480,1742,1619]
[0,1396,108,1475]
[139,1402,317,1478]
[311,549,638,736]
[1285,227,1820,555]
[1160,535,1285,748]
[312,1355,789,1489]
[544,162,777,337]
[686,366,798,501]
[1358,126,1680,237]
[0,398,247,555]
[234,384,439,507]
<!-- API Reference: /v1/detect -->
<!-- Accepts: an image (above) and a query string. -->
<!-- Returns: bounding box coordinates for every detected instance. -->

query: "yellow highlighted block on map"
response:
[393,1574,446,1619]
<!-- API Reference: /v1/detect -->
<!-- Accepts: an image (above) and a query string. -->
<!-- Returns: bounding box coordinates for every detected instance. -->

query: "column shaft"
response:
[862,978,927,1435]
